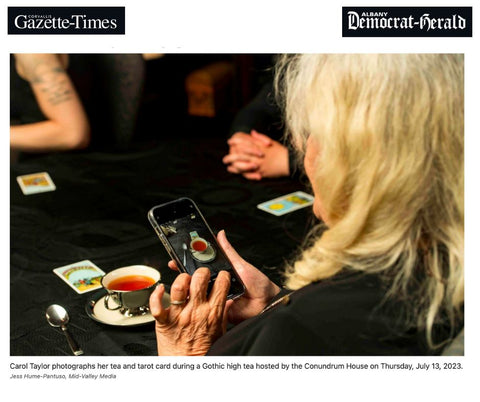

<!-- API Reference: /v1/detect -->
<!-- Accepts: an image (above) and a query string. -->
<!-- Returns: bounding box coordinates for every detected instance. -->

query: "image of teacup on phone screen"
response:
[189,235,216,262]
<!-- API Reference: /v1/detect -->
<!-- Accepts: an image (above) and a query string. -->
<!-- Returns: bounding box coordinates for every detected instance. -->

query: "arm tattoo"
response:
[29,63,74,106]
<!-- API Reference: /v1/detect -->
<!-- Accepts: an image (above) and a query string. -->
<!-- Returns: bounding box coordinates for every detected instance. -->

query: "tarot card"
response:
[53,260,105,294]
[16,172,56,195]
[257,191,314,216]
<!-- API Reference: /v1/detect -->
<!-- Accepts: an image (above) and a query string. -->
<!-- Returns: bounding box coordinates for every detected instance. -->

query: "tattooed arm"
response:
[10,54,90,152]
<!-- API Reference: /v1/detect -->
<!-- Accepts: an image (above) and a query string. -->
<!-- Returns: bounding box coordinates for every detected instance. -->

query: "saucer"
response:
[85,289,170,327]
[191,244,216,263]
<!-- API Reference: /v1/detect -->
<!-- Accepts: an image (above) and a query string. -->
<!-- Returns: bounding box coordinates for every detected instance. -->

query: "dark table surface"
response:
[10,137,314,356]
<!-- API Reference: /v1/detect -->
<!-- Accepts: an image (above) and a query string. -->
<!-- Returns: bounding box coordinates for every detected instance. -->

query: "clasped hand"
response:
[223,130,289,180]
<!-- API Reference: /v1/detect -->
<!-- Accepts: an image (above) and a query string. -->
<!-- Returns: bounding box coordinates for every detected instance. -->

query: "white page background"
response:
[2,0,478,400]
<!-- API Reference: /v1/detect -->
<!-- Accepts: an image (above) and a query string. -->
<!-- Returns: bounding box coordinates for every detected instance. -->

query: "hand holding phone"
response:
[148,198,245,300]
[149,267,231,355]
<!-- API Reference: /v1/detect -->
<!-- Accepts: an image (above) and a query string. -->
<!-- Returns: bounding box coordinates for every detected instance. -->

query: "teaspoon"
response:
[182,243,188,266]
[46,304,84,356]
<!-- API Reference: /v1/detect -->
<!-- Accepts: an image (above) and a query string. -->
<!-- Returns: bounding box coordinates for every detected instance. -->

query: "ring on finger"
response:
[170,299,187,306]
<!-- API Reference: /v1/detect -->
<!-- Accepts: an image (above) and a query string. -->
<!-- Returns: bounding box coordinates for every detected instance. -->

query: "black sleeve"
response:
[229,81,283,140]
[207,309,322,356]
[241,313,322,355]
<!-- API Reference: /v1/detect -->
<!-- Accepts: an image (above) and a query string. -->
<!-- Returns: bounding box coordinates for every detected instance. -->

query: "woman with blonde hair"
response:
[149,53,464,355]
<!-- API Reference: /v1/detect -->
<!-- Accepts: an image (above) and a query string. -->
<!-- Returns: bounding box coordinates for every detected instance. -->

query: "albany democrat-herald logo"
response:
[342,7,472,37]
[8,7,125,34]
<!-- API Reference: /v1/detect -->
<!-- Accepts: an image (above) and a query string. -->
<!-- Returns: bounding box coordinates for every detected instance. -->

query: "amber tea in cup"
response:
[101,265,160,317]
[107,275,157,291]
[190,237,209,253]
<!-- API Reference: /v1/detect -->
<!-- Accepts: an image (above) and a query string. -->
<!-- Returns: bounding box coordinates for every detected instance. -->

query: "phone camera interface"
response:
[160,213,228,276]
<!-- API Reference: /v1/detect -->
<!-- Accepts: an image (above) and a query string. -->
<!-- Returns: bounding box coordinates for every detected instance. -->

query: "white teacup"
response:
[190,237,209,254]
[101,265,160,317]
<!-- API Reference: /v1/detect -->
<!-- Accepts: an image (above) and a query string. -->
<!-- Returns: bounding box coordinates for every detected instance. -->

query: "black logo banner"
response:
[8,7,125,34]
[342,7,472,37]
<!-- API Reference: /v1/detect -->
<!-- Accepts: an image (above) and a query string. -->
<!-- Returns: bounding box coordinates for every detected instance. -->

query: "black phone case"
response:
[148,198,245,299]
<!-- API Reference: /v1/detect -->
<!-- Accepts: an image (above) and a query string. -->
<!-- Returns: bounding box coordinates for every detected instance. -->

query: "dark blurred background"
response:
[135,54,276,144]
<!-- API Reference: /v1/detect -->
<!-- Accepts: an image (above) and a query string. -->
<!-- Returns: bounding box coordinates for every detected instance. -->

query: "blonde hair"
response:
[277,54,464,348]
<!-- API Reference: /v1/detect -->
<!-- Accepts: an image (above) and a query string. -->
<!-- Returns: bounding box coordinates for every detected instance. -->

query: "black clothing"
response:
[229,81,300,177]
[208,272,454,356]
[230,82,283,139]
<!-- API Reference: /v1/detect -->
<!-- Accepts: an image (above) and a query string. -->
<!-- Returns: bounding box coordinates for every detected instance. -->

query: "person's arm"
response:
[10,54,90,152]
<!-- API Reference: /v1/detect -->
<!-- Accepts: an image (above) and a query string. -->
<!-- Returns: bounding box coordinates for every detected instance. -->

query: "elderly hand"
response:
[167,230,281,324]
[223,130,290,180]
[149,268,231,356]
[217,230,281,323]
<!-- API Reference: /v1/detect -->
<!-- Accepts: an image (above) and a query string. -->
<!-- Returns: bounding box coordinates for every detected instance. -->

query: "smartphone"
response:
[148,197,245,300]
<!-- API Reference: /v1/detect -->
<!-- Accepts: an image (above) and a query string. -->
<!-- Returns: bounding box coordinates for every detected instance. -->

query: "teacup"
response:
[101,265,160,317]
[190,237,209,253]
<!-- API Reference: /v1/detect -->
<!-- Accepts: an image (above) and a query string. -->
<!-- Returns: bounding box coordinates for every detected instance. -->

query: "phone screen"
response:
[149,198,245,299]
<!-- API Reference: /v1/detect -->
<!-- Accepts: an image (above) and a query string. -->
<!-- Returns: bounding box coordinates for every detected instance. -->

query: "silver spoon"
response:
[182,243,188,266]
[46,304,84,356]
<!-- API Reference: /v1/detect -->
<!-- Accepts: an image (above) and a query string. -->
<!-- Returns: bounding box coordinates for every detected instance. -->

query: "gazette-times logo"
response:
[8,7,125,34]
[342,7,472,37]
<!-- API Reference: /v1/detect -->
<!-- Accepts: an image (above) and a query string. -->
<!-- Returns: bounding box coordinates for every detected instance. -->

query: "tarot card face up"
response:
[257,191,314,216]
[16,172,56,195]
[53,260,105,294]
